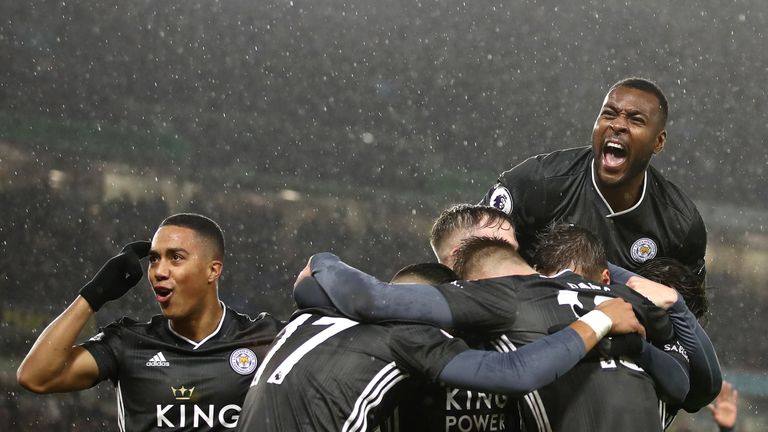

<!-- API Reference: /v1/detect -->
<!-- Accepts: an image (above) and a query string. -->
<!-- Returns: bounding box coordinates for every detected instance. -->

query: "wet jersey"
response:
[433,271,684,432]
[482,146,706,281]
[381,361,518,432]
[236,309,468,432]
[80,304,283,431]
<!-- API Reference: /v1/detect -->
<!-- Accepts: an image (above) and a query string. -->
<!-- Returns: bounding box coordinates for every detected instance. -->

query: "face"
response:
[591,86,666,189]
[440,215,518,269]
[148,225,222,321]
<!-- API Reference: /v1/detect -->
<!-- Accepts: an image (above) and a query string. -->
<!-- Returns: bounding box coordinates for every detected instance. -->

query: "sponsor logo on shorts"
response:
[230,348,258,375]
[489,185,513,214]
[630,237,658,263]
[146,352,170,367]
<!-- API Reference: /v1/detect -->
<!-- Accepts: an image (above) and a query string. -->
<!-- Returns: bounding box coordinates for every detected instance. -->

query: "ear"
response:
[208,260,223,283]
[653,129,666,154]
[600,268,611,285]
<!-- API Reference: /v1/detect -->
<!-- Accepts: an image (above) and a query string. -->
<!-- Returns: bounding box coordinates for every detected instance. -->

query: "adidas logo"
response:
[146,352,170,367]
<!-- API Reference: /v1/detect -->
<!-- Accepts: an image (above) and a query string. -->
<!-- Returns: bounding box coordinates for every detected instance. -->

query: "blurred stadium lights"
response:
[279,189,301,201]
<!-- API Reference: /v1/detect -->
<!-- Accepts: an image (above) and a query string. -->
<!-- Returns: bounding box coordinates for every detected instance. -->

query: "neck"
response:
[171,300,224,342]
[472,258,537,279]
[596,175,645,213]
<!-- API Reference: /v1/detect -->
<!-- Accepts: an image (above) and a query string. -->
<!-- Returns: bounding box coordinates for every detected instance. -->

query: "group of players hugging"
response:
[18,78,736,431]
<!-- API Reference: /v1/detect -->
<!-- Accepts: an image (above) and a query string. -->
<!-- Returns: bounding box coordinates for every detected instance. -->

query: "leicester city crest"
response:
[489,185,513,214]
[230,348,258,375]
[630,237,658,263]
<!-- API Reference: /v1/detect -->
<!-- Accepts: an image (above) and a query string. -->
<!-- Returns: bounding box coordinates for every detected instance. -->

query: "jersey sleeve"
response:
[432,279,520,333]
[482,154,549,225]
[388,324,469,382]
[439,327,588,396]
[308,252,455,327]
[667,297,722,412]
[636,339,690,405]
[79,321,124,385]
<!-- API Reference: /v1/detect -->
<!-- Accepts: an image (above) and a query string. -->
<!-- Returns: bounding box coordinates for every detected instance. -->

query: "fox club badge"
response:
[630,237,658,263]
[230,348,258,375]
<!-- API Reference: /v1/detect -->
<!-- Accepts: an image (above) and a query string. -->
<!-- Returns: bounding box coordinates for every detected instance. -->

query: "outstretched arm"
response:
[16,241,150,393]
[297,253,455,326]
[440,299,645,394]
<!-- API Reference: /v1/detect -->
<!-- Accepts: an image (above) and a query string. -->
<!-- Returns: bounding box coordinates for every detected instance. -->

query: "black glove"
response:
[79,241,151,311]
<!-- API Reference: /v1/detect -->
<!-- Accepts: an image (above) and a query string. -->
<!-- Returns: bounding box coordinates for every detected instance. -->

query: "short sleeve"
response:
[80,321,123,385]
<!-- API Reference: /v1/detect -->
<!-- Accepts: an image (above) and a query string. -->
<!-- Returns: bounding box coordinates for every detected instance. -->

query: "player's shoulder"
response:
[501,146,591,180]
[646,165,702,220]
[223,305,286,334]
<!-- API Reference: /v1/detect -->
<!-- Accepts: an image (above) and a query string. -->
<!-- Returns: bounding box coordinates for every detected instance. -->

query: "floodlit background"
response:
[2,1,766,430]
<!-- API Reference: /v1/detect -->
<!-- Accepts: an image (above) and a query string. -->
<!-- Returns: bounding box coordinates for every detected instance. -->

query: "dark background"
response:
[2,1,766,430]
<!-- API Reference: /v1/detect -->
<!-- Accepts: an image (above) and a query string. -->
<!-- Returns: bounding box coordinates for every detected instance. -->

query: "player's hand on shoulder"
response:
[626,276,679,310]
[79,240,151,311]
[597,298,646,339]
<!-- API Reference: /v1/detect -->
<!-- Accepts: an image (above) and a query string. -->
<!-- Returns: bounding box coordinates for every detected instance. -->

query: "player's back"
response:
[493,271,666,432]
[434,271,670,432]
[237,310,410,431]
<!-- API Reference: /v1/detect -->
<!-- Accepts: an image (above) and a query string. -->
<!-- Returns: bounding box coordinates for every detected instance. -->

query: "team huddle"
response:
[17,78,724,431]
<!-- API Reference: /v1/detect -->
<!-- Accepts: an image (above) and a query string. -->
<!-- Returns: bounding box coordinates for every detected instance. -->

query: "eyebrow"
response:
[149,247,189,255]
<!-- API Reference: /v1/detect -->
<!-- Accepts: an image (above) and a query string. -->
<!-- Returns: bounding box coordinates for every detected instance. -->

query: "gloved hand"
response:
[79,241,151,311]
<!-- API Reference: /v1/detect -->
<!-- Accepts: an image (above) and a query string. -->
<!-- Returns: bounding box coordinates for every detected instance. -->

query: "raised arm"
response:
[17,241,149,393]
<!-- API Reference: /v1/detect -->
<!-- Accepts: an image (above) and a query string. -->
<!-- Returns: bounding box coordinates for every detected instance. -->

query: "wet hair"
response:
[532,223,607,281]
[430,204,515,259]
[159,213,225,260]
[609,77,669,126]
[391,262,458,284]
[452,236,519,279]
[636,257,707,319]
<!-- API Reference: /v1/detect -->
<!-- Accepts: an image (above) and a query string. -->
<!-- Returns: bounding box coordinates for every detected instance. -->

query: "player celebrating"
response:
[17,213,283,431]
[482,77,707,285]
[236,263,644,431]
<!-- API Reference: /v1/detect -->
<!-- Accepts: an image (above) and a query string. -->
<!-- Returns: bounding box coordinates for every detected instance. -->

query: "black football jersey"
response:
[81,304,283,431]
[236,309,468,432]
[482,146,707,280]
[381,369,518,432]
[433,271,682,432]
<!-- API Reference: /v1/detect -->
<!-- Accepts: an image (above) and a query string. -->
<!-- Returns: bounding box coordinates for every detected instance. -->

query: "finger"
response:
[706,404,716,414]
[636,322,646,340]
[123,240,152,258]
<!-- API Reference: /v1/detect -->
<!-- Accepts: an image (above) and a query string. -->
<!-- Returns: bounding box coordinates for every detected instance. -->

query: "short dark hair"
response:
[533,224,607,280]
[636,257,707,319]
[452,236,518,279]
[430,204,515,255]
[609,77,669,126]
[159,213,225,259]
[391,262,458,284]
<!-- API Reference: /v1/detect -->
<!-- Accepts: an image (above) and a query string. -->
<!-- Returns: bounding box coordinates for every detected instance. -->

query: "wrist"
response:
[578,310,613,340]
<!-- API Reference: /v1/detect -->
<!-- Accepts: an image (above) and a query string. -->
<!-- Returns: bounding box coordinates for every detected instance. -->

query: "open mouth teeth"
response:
[603,141,627,167]
[155,288,172,296]
[605,142,625,155]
